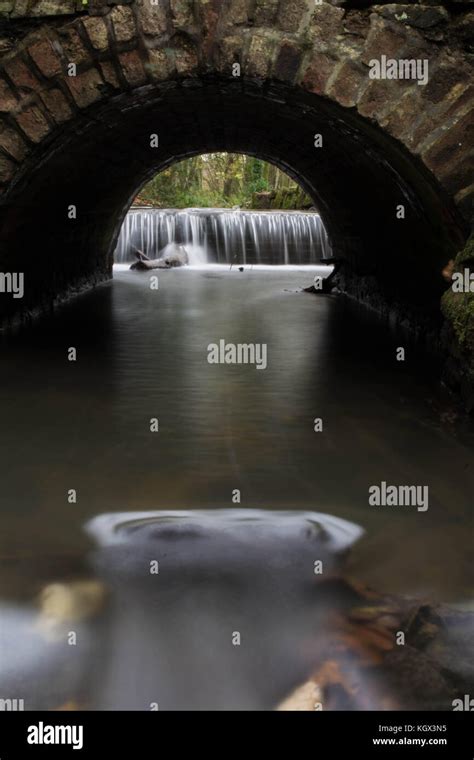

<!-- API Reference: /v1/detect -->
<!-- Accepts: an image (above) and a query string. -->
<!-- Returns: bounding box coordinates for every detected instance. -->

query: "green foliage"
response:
[442,236,474,349]
[454,235,474,268]
[135,153,311,209]
[244,157,269,195]
[442,289,474,348]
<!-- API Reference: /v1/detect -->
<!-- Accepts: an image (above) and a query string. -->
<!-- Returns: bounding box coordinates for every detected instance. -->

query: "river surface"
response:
[0,264,472,608]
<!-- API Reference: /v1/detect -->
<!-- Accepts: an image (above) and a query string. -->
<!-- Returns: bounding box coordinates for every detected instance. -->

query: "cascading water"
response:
[114,208,332,265]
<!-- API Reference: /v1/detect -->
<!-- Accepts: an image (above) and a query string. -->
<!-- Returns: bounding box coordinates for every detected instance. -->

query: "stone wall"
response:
[0,1,471,217]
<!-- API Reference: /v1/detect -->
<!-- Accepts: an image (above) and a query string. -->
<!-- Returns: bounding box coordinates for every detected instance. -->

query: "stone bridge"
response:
[0,0,472,399]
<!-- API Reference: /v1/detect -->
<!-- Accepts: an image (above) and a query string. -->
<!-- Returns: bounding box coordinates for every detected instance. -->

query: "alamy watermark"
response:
[451,268,474,293]
[207,339,267,370]
[369,55,429,86]
[452,694,474,710]
[0,272,24,299]
[0,697,24,710]
[369,481,429,512]
[27,722,83,750]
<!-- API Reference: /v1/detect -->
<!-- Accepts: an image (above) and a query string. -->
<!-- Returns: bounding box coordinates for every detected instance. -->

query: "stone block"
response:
[326,60,368,107]
[58,26,91,66]
[253,0,279,26]
[9,0,28,17]
[28,0,76,15]
[99,60,120,88]
[28,37,63,78]
[409,85,473,150]
[225,0,249,25]
[39,86,73,122]
[170,0,195,28]
[173,35,198,75]
[422,112,473,172]
[301,51,336,95]
[217,34,245,72]
[135,0,168,37]
[245,33,276,78]
[0,77,18,111]
[380,88,423,142]
[66,66,104,106]
[308,4,346,43]
[274,40,303,83]
[0,119,27,159]
[145,47,172,81]
[362,15,407,64]
[118,50,147,86]
[4,57,39,92]
[15,104,50,141]
[357,77,407,119]
[111,5,136,44]
[82,16,109,52]
[277,0,312,33]
[0,1,14,15]
[423,57,471,105]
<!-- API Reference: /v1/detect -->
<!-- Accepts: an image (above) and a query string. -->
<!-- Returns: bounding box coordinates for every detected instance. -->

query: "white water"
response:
[114,207,332,265]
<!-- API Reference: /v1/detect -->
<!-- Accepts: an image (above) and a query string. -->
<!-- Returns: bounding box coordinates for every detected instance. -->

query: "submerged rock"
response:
[130,243,189,270]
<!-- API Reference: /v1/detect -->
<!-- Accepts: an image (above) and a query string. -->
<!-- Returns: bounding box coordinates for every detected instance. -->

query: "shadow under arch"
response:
[0,77,467,328]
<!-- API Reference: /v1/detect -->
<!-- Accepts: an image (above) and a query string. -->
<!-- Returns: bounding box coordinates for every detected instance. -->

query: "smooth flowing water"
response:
[114,208,332,265]
[0,264,472,603]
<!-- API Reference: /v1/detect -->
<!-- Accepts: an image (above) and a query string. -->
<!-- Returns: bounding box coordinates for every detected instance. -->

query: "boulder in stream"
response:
[130,244,189,270]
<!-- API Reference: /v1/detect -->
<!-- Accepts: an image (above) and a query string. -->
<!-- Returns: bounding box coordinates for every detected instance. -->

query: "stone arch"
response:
[0,0,471,330]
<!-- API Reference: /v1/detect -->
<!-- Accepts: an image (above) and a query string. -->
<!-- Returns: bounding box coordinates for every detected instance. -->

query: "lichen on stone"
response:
[441,235,474,411]
[453,234,474,269]
[442,236,474,347]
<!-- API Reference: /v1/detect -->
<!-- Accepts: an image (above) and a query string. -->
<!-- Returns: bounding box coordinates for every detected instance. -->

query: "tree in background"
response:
[134,153,312,210]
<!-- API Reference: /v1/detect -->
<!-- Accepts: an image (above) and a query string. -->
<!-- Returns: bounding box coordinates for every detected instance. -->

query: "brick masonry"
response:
[0,0,470,221]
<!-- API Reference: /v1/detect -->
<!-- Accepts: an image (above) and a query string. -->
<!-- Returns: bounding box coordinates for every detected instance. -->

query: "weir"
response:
[114,208,332,265]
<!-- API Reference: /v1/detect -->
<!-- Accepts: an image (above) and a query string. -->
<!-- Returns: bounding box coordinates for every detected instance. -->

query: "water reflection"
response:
[0,267,472,606]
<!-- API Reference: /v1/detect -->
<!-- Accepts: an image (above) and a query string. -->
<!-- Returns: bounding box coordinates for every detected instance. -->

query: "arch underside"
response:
[0,77,466,328]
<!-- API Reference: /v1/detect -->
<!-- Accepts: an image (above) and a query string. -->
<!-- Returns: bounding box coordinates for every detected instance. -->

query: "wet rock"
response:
[38,580,107,639]
[130,243,189,270]
[287,585,474,711]
[383,646,454,710]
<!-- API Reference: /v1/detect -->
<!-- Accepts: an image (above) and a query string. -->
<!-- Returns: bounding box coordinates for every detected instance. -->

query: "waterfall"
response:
[114,208,332,265]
